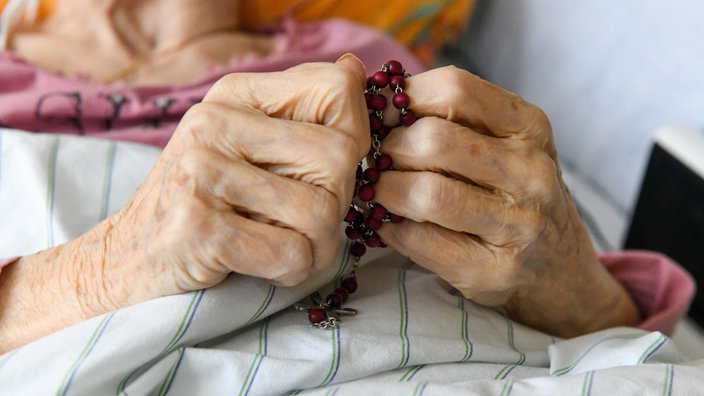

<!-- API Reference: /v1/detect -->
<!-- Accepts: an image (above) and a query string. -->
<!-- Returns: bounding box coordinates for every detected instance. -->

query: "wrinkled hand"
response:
[0,56,371,352]
[93,55,369,310]
[373,66,640,337]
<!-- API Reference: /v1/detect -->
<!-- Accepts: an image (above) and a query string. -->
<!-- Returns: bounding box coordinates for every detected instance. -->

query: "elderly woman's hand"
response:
[373,66,641,337]
[102,56,370,305]
[0,56,369,352]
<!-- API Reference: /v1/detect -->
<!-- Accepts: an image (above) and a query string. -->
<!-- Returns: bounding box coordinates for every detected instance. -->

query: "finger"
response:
[173,202,315,287]
[381,116,547,191]
[202,57,370,158]
[335,53,367,88]
[175,148,341,272]
[375,219,521,296]
[177,104,359,217]
[373,170,538,245]
[404,66,554,152]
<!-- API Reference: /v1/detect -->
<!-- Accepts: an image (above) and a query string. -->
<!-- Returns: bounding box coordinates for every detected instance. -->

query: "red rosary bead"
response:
[344,206,360,223]
[308,308,326,324]
[375,154,393,171]
[363,168,380,184]
[369,114,383,131]
[400,109,417,127]
[301,60,416,329]
[334,287,350,302]
[369,204,387,220]
[357,185,375,202]
[389,213,404,223]
[386,60,404,76]
[376,126,391,140]
[370,70,390,88]
[341,276,358,293]
[326,292,344,307]
[389,75,406,90]
[345,225,363,240]
[392,92,410,109]
[364,216,382,232]
[364,232,382,248]
[367,94,387,111]
[349,242,366,258]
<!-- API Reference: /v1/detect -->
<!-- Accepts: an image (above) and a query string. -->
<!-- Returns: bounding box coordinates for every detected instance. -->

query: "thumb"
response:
[335,53,367,89]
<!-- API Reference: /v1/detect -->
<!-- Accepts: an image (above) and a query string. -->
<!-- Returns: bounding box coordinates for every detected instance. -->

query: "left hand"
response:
[372,66,640,337]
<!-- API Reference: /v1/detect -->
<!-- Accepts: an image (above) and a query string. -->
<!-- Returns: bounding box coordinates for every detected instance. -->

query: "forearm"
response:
[0,222,116,354]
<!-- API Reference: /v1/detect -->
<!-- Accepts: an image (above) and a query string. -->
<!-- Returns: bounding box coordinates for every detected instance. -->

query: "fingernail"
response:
[336,52,360,64]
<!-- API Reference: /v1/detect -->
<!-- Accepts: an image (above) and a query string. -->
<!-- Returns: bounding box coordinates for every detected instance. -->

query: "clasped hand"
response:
[84,55,638,337]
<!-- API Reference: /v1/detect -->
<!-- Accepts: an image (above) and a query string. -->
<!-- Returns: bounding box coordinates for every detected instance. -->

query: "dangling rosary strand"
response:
[295,60,418,328]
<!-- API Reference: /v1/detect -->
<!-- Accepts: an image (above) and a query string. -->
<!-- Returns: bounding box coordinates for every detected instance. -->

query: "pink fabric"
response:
[0,257,19,274]
[600,250,696,336]
[0,18,695,336]
[0,18,424,149]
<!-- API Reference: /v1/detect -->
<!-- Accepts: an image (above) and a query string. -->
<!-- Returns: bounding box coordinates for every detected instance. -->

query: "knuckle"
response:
[327,64,361,94]
[309,190,341,230]
[408,173,447,218]
[178,102,230,145]
[404,117,444,158]
[434,66,468,117]
[523,153,559,197]
[170,148,214,186]
[275,234,313,284]
[203,73,245,102]
[327,128,360,168]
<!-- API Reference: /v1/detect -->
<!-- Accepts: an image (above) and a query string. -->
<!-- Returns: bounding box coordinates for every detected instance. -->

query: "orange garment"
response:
[240,0,475,65]
[1,0,474,65]
[0,0,55,20]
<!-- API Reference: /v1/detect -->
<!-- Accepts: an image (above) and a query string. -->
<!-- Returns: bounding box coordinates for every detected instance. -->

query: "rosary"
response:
[294,60,417,328]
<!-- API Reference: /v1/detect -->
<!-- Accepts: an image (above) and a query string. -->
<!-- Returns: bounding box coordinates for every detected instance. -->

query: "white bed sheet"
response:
[1,128,703,395]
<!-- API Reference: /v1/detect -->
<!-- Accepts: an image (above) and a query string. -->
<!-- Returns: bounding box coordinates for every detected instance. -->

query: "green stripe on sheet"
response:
[116,290,204,394]
[246,284,276,325]
[494,318,525,380]
[318,326,340,386]
[499,379,515,396]
[457,296,472,362]
[581,370,595,396]
[551,333,644,376]
[239,317,270,396]
[57,312,115,395]
[157,347,185,396]
[662,364,674,396]
[396,261,412,368]
[412,381,428,396]
[638,333,667,364]
[400,364,424,382]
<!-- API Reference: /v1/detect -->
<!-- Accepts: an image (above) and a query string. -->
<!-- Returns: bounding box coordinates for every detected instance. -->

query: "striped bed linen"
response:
[0,127,702,395]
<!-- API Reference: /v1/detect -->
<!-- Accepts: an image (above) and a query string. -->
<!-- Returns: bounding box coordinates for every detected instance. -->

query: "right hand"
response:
[1,55,370,353]
[81,54,371,313]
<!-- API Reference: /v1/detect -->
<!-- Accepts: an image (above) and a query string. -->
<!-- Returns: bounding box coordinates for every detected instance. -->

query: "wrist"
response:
[502,193,641,338]
[506,255,641,338]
